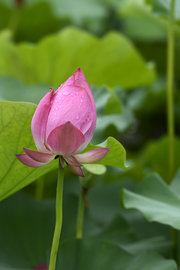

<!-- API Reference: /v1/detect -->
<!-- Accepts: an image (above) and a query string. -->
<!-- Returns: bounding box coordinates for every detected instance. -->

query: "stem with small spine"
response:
[48,159,64,270]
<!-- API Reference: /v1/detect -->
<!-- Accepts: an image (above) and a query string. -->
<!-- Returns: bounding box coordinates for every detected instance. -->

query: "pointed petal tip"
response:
[16,153,47,168]
[74,68,86,81]
[68,164,85,177]
[64,155,82,167]
[74,147,110,164]
[23,148,55,163]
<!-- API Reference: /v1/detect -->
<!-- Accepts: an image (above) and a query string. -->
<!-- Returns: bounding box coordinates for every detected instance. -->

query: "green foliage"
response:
[0,0,179,268]
[118,0,167,41]
[83,164,107,175]
[148,0,180,21]
[121,173,180,229]
[139,136,180,182]
[85,137,126,168]
[13,2,69,42]
[0,101,126,201]
[91,86,134,141]
[0,76,48,103]
[0,180,177,269]
[0,101,58,201]
[58,240,176,270]
[0,27,155,88]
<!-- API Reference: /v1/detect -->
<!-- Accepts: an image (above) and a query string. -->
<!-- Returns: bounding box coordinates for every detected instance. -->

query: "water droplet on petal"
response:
[62,91,69,96]
[80,94,85,103]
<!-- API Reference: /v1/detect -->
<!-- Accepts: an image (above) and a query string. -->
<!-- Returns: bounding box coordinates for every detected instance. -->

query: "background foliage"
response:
[0,0,180,269]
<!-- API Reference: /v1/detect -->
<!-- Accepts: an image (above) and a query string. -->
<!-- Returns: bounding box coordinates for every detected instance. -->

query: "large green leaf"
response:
[122,252,176,270]
[94,214,170,255]
[58,239,131,270]
[123,236,171,255]
[0,76,48,103]
[0,101,58,201]
[0,27,155,88]
[121,173,180,230]
[58,240,176,270]
[0,101,126,201]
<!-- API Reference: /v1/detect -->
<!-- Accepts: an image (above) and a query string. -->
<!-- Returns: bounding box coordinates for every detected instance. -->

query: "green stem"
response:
[167,0,175,183]
[167,0,179,265]
[49,159,64,270]
[76,187,85,239]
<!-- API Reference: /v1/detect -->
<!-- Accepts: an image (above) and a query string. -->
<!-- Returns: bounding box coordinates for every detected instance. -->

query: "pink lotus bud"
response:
[16,69,109,176]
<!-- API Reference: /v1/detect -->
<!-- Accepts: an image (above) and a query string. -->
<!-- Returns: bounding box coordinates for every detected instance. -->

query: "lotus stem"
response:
[49,159,64,270]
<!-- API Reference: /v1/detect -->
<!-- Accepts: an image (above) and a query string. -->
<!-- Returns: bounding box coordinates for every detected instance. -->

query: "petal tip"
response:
[68,164,85,177]
[74,68,86,81]
[74,147,110,164]
[16,153,47,168]
[50,88,54,93]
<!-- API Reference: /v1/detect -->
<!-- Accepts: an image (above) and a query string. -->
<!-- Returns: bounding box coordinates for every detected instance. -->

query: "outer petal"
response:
[47,122,85,155]
[72,69,96,152]
[31,89,55,152]
[74,148,110,163]
[16,154,49,168]
[46,69,96,148]
[23,148,55,163]
[59,68,86,89]
[64,156,82,167]
[68,164,84,177]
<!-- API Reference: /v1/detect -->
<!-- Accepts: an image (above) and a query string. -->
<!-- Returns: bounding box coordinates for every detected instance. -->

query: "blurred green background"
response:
[0,0,180,269]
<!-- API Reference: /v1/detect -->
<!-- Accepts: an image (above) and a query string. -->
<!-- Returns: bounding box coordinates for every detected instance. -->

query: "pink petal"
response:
[68,164,84,177]
[64,155,82,166]
[74,148,110,163]
[46,86,94,137]
[31,89,56,152]
[23,148,55,163]
[16,154,48,167]
[59,68,86,88]
[74,68,86,80]
[47,122,85,155]
[46,69,96,152]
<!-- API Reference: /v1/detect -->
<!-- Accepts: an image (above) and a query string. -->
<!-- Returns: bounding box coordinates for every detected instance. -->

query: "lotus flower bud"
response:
[16,69,109,176]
